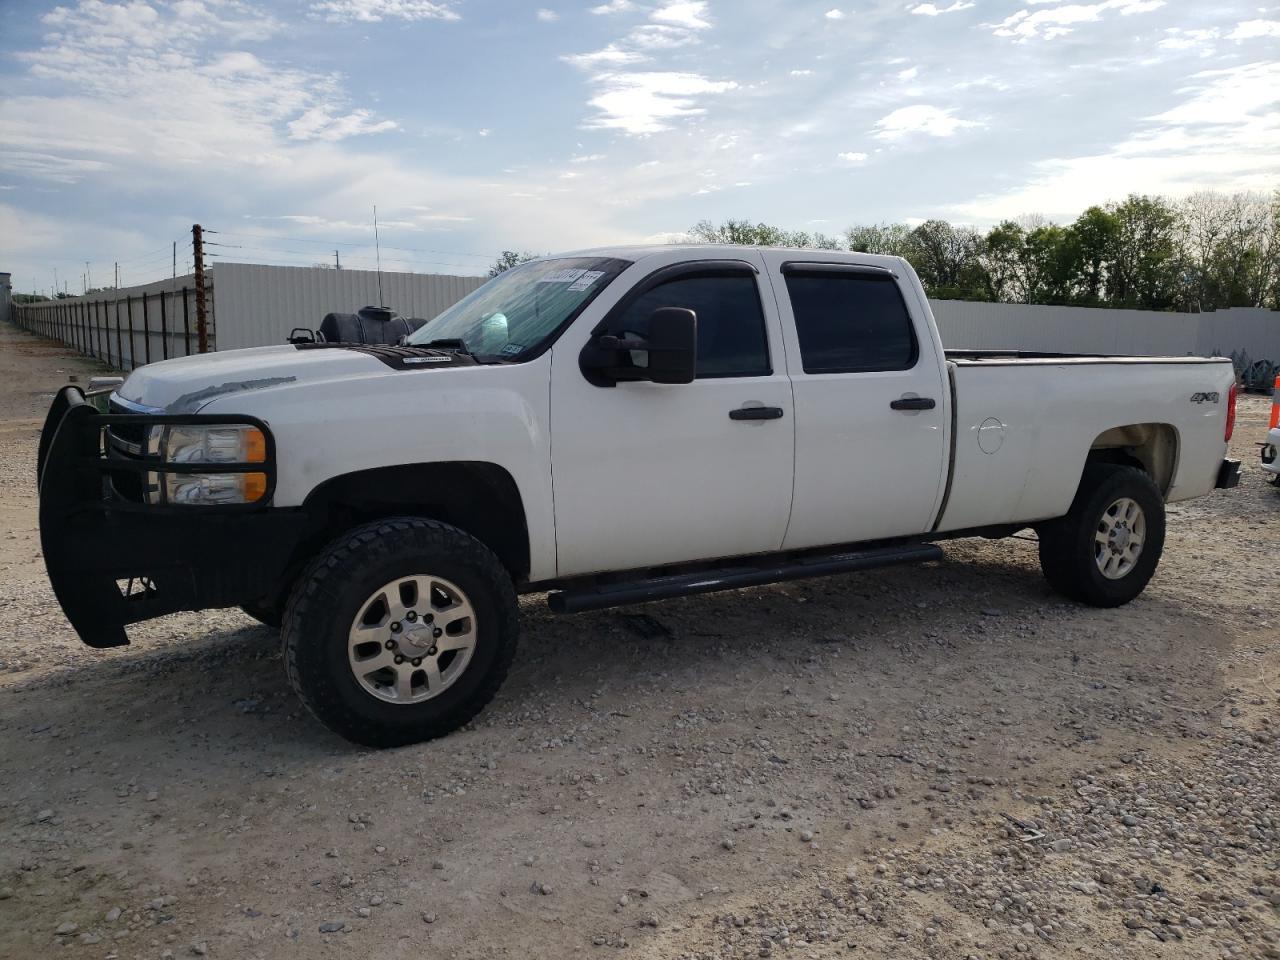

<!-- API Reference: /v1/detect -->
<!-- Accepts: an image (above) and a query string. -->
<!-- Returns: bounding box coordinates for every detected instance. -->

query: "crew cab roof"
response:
[551,243,906,272]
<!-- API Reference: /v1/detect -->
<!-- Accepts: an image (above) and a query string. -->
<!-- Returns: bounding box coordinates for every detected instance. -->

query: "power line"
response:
[214,228,497,260]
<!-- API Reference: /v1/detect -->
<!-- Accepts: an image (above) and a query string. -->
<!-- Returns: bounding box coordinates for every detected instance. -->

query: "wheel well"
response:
[1086,423,1178,496]
[298,462,531,582]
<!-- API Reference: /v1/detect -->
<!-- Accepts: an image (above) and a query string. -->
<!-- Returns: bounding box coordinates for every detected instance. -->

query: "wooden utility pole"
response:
[192,223,209,353]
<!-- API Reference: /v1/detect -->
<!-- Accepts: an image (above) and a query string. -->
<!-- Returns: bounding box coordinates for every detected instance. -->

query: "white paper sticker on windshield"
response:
[538,268,587,284]
[569,270,605,291]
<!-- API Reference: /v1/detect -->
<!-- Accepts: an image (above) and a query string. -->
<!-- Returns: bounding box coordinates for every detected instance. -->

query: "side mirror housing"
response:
[581,307,697,387]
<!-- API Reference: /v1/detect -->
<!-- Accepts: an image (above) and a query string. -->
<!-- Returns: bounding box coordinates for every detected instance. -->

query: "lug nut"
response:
[433,628,443,638]
[423,614,434,623]
[406,611,418,623]
[390,622,402,633]
[394,655,405,665]
[411,658,422,667]
[427,646,437,656]
[385,639,397,650]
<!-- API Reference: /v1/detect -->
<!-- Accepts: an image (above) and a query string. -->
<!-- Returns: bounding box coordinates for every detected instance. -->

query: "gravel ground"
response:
[0,319,1277,960]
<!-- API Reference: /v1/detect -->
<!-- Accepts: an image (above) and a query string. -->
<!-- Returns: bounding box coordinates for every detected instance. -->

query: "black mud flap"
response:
[1215,458,1241,490]
[37,387,309,648]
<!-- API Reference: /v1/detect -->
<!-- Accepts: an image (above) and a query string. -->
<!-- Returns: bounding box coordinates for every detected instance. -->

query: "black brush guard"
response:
[37,386,308,648]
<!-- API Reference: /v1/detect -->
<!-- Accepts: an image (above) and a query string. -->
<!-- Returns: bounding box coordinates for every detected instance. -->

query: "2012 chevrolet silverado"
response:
[37,245,1242,746]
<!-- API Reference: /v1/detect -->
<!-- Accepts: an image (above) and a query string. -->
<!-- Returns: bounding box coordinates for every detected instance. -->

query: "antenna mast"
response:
[373,204,385,308]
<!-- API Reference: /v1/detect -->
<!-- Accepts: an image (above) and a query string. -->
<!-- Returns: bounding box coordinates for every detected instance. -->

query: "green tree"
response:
[908,219,990,300]
[980,220,1027,302]
[488,250,541,277]
[844,222,920,260]
[688,219,839,249]
[1068,205,1117,306]
[1106,194,1181,309]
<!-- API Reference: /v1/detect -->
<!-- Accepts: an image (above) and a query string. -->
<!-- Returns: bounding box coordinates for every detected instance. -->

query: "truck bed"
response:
[935,353,1234,533]
[945,349,1227,365]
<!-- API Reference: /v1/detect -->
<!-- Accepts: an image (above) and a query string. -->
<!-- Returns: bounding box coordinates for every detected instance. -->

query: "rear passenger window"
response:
[610,273,771,378]
[784,270,918,374]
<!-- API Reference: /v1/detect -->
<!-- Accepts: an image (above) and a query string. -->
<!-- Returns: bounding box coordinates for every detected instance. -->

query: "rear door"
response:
[761,253,949,549]
[550,251,795,577]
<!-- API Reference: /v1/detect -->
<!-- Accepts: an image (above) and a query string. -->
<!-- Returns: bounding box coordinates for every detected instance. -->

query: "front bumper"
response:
[37,386,308,648]
[1262,428,1279,476]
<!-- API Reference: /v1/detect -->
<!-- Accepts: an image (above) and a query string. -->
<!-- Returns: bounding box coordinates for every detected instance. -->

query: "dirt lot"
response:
[0,319,1277,960]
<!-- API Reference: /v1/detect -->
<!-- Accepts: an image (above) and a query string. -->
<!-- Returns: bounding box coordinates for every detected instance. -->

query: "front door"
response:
[550,251,795,578]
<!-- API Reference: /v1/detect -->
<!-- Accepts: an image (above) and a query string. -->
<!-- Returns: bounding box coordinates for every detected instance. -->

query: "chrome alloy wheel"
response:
[1094,497,1146,580]
[347,575,478,704]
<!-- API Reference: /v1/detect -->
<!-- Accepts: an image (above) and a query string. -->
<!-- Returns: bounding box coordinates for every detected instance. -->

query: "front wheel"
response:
[1036,464,1165,608]
[282,518,518,747]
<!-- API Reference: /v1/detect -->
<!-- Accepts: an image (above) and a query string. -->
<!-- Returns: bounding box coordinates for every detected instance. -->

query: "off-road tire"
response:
[282,517,518,747]
[1036,463,1165,608]
[240,601,283,630]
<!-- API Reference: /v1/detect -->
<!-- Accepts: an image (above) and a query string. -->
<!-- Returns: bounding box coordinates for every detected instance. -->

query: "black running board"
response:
[547,543,944,615]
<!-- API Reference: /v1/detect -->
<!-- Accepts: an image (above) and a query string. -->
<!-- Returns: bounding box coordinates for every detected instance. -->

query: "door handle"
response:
[890,397,936,411]
[729,406,785,421]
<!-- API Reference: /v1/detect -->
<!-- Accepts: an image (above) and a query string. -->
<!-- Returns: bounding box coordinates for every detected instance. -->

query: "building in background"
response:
[7,261,1279,373]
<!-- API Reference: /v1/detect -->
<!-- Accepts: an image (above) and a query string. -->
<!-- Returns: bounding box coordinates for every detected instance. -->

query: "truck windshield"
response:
[406,256,631,362]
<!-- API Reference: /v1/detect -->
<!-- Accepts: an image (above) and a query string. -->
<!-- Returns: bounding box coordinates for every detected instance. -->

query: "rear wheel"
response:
[282,517,518,748]
[1037,463,1165,607]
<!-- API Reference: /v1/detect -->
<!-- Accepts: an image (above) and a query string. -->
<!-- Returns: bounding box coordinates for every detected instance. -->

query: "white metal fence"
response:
[929,300,1280,362]
[212,263,484,350]
[9,261,1280,370]
[10,274,208,370]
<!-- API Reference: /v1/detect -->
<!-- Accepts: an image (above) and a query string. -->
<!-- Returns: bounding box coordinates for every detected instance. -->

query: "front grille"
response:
[106,398,156,503]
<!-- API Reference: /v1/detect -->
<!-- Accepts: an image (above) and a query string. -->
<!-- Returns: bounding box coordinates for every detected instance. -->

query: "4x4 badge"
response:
[1190,392,1219,403]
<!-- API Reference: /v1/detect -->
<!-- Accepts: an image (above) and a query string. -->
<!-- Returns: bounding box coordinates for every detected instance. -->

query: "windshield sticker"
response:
[500,343,524,356]
[538,268,587,284]
[569,270,605,291]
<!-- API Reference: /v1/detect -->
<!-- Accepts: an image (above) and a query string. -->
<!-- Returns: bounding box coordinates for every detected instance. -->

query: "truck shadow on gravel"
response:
[2,543,1234,768]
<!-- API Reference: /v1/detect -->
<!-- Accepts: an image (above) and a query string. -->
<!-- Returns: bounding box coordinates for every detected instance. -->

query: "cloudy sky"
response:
[0,0,1277,291]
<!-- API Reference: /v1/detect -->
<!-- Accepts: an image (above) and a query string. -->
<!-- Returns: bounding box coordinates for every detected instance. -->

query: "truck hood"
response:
[115,345,395,413]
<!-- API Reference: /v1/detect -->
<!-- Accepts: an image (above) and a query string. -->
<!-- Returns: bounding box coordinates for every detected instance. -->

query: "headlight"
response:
[146,424,268,505]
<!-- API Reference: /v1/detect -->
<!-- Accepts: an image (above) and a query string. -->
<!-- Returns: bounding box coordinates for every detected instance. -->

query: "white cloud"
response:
[991,0,1164,41]
[951,61,1280,221]
[589,0,636,11]
[0,150,110,184]
[561,44,648,69]
[563,0,731,135]
[789,69,814,76]
[288,107,398,141]
[897,66,919,81]
[1158,27,1219,51]
[1,0,400,182]
[872,105,982,140]
[824,8,846,19]
[477,128,491,136]
[837,151,868,162]
[309,0,459,23]
[570,153,606,162]
[910,1,974,14]
[582,72,738,134]
[651,1,711,30]
[536,8,559,21]
[1228,19,1280,40]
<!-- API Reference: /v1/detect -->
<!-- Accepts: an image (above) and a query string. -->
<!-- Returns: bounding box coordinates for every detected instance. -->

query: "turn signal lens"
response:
[1225,382,1238,443]
[243,471,268,502]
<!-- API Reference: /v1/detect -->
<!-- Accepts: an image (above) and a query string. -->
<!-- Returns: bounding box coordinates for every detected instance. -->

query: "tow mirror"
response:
[585,307,697,386]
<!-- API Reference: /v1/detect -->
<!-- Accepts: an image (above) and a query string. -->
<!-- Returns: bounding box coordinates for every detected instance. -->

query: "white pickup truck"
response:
[38,245,1241,746]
